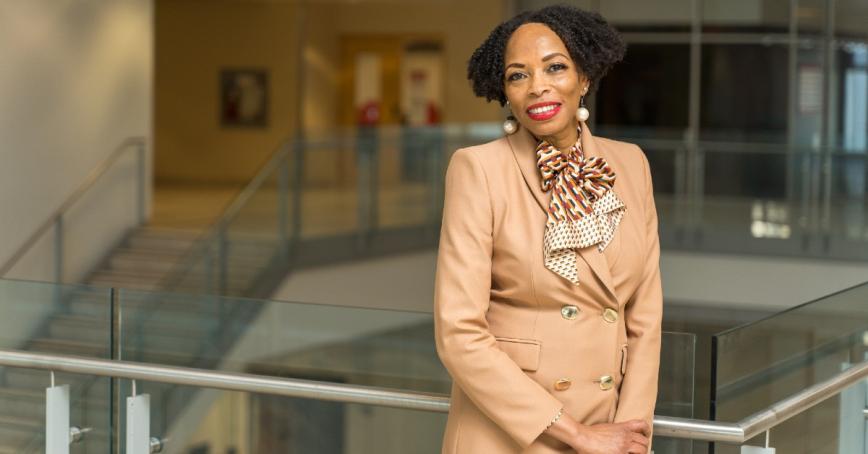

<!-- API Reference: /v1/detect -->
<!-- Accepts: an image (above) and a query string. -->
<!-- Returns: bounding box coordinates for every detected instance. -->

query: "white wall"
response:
[0,0,153,280]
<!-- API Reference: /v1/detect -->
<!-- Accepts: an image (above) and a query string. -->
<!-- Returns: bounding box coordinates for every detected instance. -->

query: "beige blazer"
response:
[433,120,663,454]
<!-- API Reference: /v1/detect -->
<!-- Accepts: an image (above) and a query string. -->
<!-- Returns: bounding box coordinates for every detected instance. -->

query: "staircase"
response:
[0,226,204,453]
[0,133,448,452]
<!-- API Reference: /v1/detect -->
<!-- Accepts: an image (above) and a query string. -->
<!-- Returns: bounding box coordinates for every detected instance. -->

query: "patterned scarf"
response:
[536,125,626,285]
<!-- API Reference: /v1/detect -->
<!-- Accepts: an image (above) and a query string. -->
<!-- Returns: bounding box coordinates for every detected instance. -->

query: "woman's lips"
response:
[526,102,561,121]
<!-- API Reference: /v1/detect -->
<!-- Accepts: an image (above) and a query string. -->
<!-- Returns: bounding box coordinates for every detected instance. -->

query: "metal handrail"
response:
[0,137,147,277]
[0,348,865,444]
[0,349,448,412]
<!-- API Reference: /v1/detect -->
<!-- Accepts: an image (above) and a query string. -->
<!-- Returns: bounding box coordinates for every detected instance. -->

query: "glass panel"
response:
[712,281,868,426]
[655,332,697,454]
[716,372,868,454]
[118,289,448,388]
[377,126,444,229]
[1,141,143,283]
[700,44,789,143]
[0,279,113,453]
[828,152,868,244]
[222,159,288,298]
[301,132,359,239]
[597,44,691,136]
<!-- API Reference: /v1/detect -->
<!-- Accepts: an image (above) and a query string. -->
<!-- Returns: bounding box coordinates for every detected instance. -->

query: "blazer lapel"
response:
[506,121,617,300]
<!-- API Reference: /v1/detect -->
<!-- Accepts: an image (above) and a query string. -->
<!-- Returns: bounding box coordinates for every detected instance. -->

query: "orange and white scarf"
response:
[536,125,626,285]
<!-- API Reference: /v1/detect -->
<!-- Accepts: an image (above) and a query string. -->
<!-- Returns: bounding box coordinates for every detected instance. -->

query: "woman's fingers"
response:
[630,431,649,447]
[626,419,651,436]
[628,442,648,453]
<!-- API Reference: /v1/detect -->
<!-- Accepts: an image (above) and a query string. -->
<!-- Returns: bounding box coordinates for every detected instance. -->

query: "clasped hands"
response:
[546,411,650,454]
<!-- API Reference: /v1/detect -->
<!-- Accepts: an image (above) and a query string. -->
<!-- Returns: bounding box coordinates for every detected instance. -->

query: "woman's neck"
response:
[540,123,579,150]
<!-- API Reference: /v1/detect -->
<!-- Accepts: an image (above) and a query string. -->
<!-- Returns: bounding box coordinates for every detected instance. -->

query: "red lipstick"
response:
[526,102,561,121]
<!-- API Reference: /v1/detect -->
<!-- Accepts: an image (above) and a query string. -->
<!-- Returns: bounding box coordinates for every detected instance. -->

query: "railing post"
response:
[427,129,443,241]
[217,225,228,296]
[127,381,152,454]
[278,152,290,262]
[46,381,70,454]
[739,430,775,453]
[291,138,304,248]
[52,216,64,311]
[137,140,147,226]
[111,287,122,454]
[54,215,64,284]
[356,127,378,251]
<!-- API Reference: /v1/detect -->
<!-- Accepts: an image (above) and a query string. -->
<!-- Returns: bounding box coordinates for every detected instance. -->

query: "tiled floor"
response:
[151,183,244,231]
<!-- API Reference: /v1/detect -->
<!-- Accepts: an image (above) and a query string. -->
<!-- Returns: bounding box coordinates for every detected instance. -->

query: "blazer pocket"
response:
[494,336,541,372]
[620,343,628,375]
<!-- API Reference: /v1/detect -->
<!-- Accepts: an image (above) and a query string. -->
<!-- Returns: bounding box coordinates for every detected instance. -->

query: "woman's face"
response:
[503,23,589,147]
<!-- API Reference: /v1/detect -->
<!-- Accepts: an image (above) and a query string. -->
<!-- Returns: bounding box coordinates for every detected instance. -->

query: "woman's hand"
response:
[571,419,650,454]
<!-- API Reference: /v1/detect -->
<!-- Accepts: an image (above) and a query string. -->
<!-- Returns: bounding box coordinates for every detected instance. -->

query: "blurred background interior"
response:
[0,0,867,453]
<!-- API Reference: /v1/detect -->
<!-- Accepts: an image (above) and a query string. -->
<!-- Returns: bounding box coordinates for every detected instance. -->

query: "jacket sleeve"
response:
[433,147,564,449]
[613,146,663,449]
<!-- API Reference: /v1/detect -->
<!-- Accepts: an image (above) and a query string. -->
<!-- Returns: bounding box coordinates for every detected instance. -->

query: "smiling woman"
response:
[434,5,662,454]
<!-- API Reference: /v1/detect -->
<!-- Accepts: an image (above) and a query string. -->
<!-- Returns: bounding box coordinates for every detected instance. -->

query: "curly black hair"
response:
[467,5,626,106]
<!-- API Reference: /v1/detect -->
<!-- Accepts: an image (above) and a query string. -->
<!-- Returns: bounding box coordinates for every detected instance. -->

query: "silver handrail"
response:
[0,347,865,444]
[0,137,147,277]
[0,349,448,412]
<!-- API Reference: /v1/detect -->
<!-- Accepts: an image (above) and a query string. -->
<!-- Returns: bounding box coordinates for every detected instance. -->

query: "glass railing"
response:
[0,278,113,453]
[0,277,694,453]
[711,280,868,453]
[164,125,868,304]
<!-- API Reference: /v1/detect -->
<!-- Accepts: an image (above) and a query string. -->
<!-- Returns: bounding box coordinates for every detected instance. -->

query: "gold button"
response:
[602,308,618,323]
[554,378,572,391]
[598,375,614,390]
[560,305,579,320]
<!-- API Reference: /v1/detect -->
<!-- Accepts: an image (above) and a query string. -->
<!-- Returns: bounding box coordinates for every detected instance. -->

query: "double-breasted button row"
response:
[561,305,618,323]
[553,375,614,391]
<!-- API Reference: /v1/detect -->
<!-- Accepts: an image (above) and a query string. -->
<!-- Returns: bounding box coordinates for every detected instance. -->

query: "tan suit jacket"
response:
[433,121,663,453]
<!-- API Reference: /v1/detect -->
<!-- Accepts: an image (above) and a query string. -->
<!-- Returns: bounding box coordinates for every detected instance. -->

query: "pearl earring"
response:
[503,115,518,135]
[576,95,590,122]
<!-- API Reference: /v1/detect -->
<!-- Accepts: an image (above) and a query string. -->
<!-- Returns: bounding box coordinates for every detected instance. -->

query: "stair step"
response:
[124,228,201,249]
[0,416,39,453]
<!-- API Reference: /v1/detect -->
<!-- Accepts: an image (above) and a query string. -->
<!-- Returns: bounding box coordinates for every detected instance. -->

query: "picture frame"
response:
[219,68,269,128]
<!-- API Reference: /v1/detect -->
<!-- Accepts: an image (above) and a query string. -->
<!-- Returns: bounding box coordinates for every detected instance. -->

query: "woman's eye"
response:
[548,63,567,72]
[506,72,525,82]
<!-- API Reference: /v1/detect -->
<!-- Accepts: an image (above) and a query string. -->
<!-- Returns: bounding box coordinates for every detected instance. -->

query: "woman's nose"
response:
[528,75,551,97]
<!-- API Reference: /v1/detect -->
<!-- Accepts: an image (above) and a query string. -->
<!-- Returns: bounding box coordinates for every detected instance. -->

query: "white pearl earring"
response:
[503,100,518,134]
[576,95,590,122]
[503,115,518,135]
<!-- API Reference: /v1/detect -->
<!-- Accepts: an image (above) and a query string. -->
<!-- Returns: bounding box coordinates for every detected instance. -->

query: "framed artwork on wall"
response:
[220,68,268,128]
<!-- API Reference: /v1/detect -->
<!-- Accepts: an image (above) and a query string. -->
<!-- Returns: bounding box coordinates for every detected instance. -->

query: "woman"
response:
[433,5,662,454]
